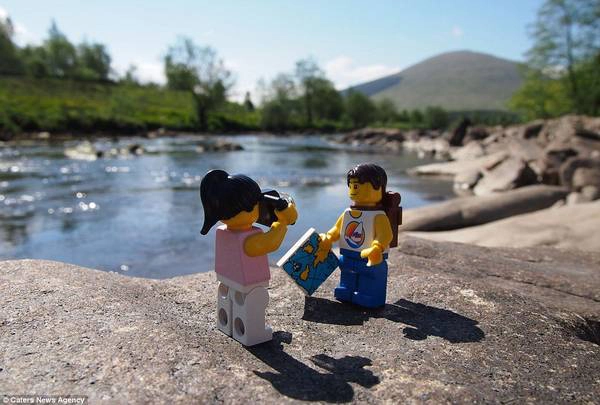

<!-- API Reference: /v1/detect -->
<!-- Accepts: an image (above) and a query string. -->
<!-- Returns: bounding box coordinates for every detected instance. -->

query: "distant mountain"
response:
[345,51,524,112]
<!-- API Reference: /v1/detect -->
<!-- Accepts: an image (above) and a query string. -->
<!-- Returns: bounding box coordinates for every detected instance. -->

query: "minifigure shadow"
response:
[247,331,380,403]
[302,297,485,343]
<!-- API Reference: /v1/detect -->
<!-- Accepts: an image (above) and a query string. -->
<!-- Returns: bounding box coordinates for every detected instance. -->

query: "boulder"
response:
[408,200,600,253]
[462,126,489,144]
[559,157,600,190]
[581,185,600,201]
[453,169,482,195]
[408,151,507,178]
[64,141,102,161]
[473,157,538,196]
[196,140,244,153]
[507,138,543,162]
[447,117,471,146]
[449,141,485,161]
[1,240,599,403]
[401,185,569,232]
[572,167,600,190]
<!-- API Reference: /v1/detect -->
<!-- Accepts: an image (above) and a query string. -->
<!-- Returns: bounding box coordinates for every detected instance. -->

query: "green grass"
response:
[0,76,260,135]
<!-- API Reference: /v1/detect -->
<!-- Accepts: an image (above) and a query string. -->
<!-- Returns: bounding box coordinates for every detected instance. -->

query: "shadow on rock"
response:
[303,297,485,343]
[247,331,380,403]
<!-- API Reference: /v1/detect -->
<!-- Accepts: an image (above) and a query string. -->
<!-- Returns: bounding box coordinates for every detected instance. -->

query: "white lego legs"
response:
[216,279,272,346]
[217,282,233,336]
[232,286,272,346]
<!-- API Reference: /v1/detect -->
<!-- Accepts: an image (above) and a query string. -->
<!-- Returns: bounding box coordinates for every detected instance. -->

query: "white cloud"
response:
[0,5,34,45]
[136,61,165,84]
[114,60,165,84]
[324,56,400,90]
[451,26,464,38]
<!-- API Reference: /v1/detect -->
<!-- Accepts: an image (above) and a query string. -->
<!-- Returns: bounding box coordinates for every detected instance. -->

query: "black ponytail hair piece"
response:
[200,169,262,235]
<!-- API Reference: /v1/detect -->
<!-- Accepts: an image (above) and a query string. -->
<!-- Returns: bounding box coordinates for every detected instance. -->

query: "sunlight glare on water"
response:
[0,134,453,278]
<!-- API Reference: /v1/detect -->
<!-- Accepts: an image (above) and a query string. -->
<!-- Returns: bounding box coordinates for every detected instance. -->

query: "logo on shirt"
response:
[344,221,365,249]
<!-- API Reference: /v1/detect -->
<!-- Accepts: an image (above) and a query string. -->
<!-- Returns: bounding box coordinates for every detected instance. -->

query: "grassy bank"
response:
[0,75,260,136]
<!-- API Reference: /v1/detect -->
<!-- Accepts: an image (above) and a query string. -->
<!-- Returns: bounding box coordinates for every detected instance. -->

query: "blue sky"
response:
[0,0,544,101]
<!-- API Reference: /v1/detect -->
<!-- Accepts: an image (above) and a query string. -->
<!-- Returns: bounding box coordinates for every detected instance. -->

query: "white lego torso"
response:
[339,208,388,253]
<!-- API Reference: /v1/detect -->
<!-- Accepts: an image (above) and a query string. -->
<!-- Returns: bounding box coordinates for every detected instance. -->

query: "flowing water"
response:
[0,134,453,278]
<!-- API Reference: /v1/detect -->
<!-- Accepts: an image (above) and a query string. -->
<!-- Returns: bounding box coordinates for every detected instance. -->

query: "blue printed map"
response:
[278,230,339,296]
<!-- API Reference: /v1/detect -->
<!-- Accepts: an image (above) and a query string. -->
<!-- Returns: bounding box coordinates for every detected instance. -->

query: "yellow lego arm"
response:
[244,221,288,257]
[360,214,392,266]
[319,212,344,251]
[244,204,298,257]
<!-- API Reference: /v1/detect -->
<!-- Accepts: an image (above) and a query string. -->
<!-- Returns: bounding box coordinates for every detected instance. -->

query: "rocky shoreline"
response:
[343,116,600,250]
[1,236,599,403]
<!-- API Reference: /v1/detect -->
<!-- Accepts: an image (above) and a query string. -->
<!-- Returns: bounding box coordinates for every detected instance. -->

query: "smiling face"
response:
[221,204,259,230]
[348,178,382,206]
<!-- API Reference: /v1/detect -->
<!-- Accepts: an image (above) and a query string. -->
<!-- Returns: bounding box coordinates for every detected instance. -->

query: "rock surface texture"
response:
[408,200,600,252]
[1,237,599,403]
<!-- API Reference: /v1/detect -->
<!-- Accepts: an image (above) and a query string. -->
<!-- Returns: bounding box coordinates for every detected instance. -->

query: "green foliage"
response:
[259,73,300,131]
[509,68,572,120]
[120,65,140,86]
[0,75,197,133]
[410,109,424,124]
[2,19,112,82]
[44,21,78,78]
[76,42,112,81]
[164,37,233,130]
[575,54,600,115]
[295,58,320,125]
[312,78,344,121]
[375,99,398,124]
[423,106,449,129]
[345,91,376,128]
[512,0,600,118]
[243,91,254,111]
[0,18,23,75]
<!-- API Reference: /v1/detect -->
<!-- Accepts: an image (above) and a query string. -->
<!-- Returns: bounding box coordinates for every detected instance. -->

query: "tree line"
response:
[1,0,598,136]
[509,0,600,119]
[0,20,112,82]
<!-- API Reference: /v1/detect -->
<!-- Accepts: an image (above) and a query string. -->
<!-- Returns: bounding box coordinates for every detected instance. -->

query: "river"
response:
[0,134,453,278]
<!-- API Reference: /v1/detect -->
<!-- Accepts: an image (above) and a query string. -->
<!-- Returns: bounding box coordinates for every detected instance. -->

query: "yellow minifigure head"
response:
[221,204,259,231]
[347,163,387,206]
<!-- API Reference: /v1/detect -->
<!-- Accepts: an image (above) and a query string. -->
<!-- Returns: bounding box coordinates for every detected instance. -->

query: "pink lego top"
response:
[215,225,270,286]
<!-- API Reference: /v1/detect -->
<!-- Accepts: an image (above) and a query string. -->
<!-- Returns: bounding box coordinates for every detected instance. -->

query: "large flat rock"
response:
[401,185,569,232]
[1,237,599,403]
[408,200,600,253]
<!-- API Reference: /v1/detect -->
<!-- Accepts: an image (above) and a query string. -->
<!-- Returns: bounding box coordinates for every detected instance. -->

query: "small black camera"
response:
[257,189,293,227]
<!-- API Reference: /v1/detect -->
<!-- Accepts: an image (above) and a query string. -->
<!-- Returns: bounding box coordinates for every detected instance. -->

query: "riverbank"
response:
[1,236,598,402]
[0,75,261,140]
[342,115,600,250]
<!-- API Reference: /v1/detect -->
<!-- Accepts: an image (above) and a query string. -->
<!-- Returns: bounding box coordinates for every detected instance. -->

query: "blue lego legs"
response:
[335,249,387,308]
[334,253,358,302]
[353,259,387,308]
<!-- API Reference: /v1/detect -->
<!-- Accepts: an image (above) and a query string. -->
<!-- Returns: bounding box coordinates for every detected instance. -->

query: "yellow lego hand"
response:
[360,244,383,266]
[275,203,298,226]
[318,233,333,253]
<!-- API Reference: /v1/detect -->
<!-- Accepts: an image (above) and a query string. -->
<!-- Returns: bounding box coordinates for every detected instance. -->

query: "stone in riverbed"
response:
[559,157,600,190]
[449,140,485,161]
[402,185,569,232]
[196,140,244,152]
[473,157,538,196]
[408,150,507,178]
[452,169,482,195]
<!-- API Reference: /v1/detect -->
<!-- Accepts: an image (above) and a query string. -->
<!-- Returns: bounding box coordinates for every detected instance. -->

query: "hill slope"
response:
[346,51,523,112]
